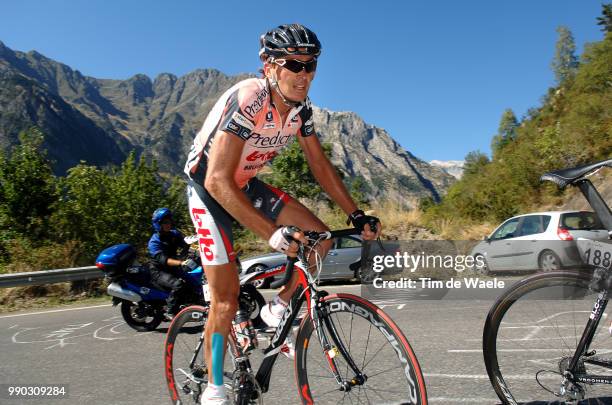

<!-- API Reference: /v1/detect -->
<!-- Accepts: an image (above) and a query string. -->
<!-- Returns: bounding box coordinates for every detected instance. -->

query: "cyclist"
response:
[184,24,381,404]
[147,208,194,318]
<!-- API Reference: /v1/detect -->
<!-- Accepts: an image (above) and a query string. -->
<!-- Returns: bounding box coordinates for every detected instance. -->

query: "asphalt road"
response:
[1,281,608,405]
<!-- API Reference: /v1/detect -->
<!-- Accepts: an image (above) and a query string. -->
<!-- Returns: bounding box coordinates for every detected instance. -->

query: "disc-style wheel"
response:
[294,293,427,404]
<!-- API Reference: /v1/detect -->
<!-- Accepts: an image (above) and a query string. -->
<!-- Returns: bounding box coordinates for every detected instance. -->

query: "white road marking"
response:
[0,304,112,319]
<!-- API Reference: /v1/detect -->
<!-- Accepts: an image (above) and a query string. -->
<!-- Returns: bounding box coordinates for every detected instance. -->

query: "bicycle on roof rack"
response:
[483,158,612,404]
[164,226,428,405]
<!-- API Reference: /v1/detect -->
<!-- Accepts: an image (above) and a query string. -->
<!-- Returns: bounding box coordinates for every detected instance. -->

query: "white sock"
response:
[205,383,225,398]
[271,295,288,317]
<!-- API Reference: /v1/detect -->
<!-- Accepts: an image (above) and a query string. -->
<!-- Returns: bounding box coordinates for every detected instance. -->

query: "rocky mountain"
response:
[429,160,465,179]
[0,41,454,207]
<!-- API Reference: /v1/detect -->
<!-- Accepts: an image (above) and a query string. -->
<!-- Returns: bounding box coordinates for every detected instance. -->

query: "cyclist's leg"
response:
[187,180,239,399]
[274,197,333,302]
[242,178,334,301]
[203,263,239,386]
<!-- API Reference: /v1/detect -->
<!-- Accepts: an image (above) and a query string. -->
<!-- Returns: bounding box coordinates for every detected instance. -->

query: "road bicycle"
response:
[483,158,612,404]
[164,227,428,404]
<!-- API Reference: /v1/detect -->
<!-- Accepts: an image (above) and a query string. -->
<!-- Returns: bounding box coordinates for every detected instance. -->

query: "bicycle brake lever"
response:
[281,225,302,240]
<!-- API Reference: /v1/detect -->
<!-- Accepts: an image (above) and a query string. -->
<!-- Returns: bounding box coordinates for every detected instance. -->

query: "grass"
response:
[0,280,108,313]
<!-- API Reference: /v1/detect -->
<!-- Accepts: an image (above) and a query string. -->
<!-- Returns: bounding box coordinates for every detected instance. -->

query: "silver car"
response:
[471,211,609,273]
[240,235,363,288]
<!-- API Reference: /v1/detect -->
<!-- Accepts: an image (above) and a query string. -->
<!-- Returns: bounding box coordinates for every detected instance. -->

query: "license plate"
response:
[202,283,211,302]
[577,239,612,269]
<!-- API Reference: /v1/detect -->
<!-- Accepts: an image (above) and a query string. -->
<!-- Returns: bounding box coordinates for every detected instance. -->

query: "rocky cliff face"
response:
[314,109,454,206]
[0,41,454,206]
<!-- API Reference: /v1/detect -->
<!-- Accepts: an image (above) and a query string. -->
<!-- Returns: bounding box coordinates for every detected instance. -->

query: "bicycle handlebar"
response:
[278,228,362,288]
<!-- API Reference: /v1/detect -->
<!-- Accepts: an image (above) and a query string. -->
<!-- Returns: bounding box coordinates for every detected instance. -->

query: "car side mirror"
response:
[483,235,490,242]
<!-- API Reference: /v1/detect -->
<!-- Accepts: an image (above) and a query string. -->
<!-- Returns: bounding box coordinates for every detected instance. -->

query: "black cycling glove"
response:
[347,210,380,233]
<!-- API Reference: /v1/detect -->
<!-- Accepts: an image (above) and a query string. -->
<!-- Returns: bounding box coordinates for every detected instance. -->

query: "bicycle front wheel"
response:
[483,270,612,404]
[295,293,427,405]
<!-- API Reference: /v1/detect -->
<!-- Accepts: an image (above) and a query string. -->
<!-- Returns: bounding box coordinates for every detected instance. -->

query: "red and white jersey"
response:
[184,78,316,188]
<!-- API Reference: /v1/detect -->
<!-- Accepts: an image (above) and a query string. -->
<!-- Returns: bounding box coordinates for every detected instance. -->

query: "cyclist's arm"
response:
[204,130,278,240]
[297,133,358,216]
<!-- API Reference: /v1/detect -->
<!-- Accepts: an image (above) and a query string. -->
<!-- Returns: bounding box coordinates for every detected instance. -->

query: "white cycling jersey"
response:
[184,78,315,188]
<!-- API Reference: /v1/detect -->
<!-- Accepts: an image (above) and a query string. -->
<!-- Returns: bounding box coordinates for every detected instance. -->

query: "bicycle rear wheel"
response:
[483,271,612,404]
[294,293,427,405]
[164,305,235,404]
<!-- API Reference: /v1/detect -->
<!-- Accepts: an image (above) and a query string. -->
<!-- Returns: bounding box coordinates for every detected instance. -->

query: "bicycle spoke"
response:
[361,340,388,370]
[361,385,387,402]
[362,385,410,395]
[365,364,404,378]
[349,390,368,405]
[362,386,372,404]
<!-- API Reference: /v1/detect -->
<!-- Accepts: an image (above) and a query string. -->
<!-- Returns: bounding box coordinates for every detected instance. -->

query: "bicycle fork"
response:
[312,297,367,392]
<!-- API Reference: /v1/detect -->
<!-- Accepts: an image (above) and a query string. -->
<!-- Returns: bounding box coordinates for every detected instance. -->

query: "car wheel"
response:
[248,265,271,289]
[539,250,562,272]
[474,254,490,275]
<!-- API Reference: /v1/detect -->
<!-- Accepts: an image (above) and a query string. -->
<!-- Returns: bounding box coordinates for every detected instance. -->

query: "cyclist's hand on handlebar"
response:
[348,210,382,240]
[362,221,382,240]
[268,225,307,257]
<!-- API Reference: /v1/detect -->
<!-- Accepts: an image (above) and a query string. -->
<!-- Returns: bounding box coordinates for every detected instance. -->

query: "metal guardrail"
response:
[0,266,103,288]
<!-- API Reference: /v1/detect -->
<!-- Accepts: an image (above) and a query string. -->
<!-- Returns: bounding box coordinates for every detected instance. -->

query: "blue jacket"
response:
[147,229,189,268]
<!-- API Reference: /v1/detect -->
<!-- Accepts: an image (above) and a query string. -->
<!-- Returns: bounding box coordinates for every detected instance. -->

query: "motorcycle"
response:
[95,238,266,332]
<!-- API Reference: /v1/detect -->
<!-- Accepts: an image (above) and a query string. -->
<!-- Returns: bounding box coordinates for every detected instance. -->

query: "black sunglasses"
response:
[274,58,317,73]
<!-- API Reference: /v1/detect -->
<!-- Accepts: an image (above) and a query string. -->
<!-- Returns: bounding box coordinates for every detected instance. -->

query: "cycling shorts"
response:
[187,178,292,265]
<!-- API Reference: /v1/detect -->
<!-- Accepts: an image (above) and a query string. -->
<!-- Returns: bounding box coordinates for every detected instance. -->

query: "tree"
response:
[551,26,579,85]
[163,175,190,231]
[0,127,58,241]
[267,140,335,200]
[53,152,167,259]
[463,150,490,177]
[348,176,371,206]
[597,3,612,33]
[491,109,518,157]
[109,152,165,246]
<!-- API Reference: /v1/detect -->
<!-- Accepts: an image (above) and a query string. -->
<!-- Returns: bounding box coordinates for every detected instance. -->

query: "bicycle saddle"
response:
[540,158,612,188]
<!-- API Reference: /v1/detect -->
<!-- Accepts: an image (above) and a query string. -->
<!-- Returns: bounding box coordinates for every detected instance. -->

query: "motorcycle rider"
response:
[147,208,194,318]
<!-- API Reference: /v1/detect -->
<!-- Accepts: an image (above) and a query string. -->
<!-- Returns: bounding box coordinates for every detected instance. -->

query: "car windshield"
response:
[492,218,519,240]
[560,212,605,230]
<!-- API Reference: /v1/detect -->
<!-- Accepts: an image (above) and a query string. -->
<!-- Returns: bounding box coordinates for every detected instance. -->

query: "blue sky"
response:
[1,1,606,162]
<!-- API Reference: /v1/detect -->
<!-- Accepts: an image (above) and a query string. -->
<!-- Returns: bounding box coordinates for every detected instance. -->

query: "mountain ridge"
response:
[0,41,454,207]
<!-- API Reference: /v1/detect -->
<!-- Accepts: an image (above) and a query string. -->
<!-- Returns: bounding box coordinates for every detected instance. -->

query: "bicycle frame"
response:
[557,178,612,386]
[570,288,612,384]
[226,229,369,394]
